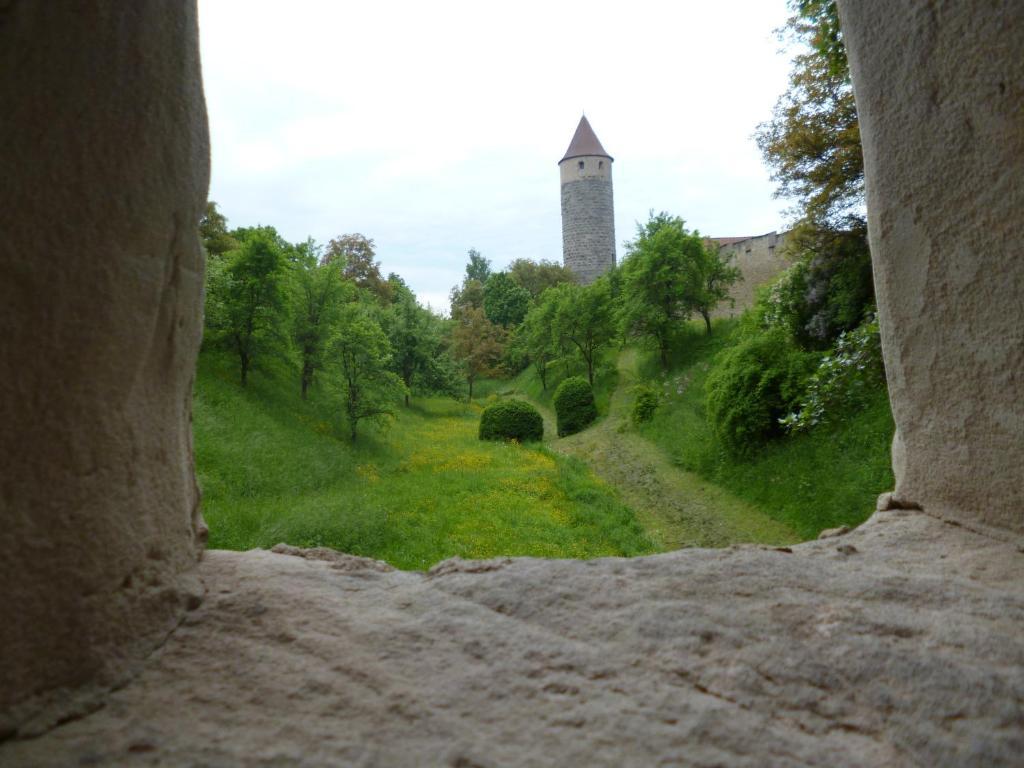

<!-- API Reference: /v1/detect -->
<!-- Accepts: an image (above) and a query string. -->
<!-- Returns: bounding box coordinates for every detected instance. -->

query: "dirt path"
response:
[524,350,796,551]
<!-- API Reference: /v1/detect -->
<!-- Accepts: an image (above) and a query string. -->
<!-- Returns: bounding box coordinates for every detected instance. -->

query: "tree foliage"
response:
[204,229,287,386]
[705,328,816,455]
[483,271,531,328]
[450,249,493,318]
[755,0,874,347]
[449,278,484,318]
[289,240,349,399]
[551,279,616,386]
[382,282,456,405]
[200,201,239,258]
[507,258,575,299]
[464,248,492,285]
[451,306,505,400]
[755,0,861,229]
[324,233,393,303]
[618,213,701,367]
[687,242,742,334]
[328,306,406,441]
[519,294,560,390]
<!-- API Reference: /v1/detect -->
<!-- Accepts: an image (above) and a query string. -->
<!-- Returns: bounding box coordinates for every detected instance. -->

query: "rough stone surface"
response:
[0,2,209,736]
[4,511,1023,767]
[839,0,1024,533]
[561,159,616,284]
[711,231,794,319]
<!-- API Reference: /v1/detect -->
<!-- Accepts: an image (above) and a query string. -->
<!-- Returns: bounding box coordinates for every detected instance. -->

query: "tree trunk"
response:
[240,353,249,387]
[467,377,474,402]
[587,356,594,386]
[702,310,712,335]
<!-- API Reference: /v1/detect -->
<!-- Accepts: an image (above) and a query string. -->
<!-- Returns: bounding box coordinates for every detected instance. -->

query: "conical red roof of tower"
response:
[560,115,613,163]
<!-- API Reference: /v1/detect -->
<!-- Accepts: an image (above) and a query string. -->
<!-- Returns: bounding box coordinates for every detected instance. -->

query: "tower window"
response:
[578,160,584,170]
[598,161,604,170]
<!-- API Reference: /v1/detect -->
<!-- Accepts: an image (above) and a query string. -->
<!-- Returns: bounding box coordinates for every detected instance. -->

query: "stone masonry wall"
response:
[712,231,794,318]
[561,168,615,285]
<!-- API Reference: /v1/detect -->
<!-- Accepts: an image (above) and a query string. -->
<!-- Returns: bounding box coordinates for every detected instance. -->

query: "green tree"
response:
[483,271,531,328]
[290,240,349,399]
[618,212,700,368]
[755,0,874,345]
[450,248,492,318]
[552,279,615,386]
[520,293,559,390]
[328,306,406,441]
[205,230,287,386]
[451,306,505,400]
[507,258,575,299]
[464,248,492,284]
[755,0,861,229]
[687,241,742,334]
[449,278,484,318]
[199,201,239,257]
[382,282,445,406]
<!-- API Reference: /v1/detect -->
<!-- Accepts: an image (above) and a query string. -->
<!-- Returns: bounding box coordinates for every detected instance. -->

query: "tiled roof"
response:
[560,116,612,163]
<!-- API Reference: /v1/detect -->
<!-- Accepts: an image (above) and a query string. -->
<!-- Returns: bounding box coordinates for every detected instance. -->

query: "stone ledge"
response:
[5,510,1023,767]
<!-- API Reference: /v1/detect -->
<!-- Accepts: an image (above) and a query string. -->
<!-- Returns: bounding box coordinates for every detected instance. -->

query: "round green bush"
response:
[553,376,597,437]
[631,385,659,424]
[705,328,816,456]
[478,399,543,442]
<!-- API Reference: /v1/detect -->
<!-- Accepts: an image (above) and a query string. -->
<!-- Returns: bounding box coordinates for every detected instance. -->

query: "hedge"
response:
[553,376,597,437]
[479,399,544,442]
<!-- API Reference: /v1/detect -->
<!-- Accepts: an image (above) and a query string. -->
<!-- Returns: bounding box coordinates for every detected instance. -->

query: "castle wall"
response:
[560,158,615,285]
[711,231,794,318]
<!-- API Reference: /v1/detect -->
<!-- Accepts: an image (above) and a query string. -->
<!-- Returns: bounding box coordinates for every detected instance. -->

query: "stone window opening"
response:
[2,4,1023,762]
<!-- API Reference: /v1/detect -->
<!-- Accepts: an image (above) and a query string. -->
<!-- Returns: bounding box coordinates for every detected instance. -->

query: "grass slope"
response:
[634,321,895,539]
[193,351,654,569]
[501,348,797,549]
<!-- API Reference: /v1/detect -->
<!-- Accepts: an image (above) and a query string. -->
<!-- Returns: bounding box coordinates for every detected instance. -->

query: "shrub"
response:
[631,385,660,424]
[780,314,885,432]
[705,328,816,456]
[478,399,543,442]
[553,376,597,437]
[756,226,874,348]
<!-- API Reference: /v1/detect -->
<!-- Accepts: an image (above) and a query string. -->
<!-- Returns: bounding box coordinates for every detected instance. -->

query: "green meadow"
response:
[194,351,654,570]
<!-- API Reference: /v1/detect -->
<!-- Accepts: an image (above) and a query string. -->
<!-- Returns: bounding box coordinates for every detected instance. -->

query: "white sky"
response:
[198,1,796,312]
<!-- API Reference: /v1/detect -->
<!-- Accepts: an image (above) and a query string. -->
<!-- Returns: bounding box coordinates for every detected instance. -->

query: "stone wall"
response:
[840,0,1024,533]
[0,1,209,736]
[560,158,616,285]
[711,231,794,318]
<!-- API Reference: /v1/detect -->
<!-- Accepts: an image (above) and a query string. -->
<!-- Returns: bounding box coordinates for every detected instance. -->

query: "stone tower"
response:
[559,115,615,284]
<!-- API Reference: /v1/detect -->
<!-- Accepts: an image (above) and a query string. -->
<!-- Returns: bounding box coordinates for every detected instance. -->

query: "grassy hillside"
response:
[193,351,654,569]
[633,321,895,539]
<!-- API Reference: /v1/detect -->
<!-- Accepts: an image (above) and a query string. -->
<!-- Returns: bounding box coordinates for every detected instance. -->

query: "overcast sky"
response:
[198,1,796,312]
